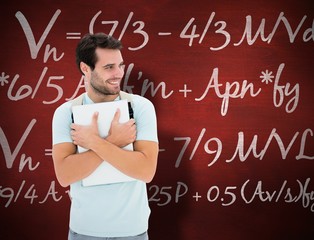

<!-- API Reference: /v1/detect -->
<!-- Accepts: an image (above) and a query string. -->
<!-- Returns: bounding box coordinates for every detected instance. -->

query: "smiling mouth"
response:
[107,79,120,85]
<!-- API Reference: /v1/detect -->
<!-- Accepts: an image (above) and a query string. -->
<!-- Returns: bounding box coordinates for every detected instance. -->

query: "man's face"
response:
[89,48,125,96]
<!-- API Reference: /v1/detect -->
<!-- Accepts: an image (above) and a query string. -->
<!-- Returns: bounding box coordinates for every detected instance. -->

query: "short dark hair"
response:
[76,33,122,75]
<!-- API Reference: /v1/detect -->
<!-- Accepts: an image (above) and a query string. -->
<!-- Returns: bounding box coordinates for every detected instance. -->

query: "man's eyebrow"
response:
[103,63,114,68]
[103,62,124,68]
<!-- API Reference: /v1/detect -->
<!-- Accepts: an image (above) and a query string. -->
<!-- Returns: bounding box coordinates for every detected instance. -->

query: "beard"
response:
[90,71,121,96]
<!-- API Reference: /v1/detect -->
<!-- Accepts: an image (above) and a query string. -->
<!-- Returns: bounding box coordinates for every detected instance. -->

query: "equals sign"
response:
[45,149,53,156]
[66,32,81,40]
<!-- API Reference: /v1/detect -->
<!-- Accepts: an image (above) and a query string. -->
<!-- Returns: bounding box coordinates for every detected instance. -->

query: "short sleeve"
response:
[133,96,158,143]
[52,102,73,145]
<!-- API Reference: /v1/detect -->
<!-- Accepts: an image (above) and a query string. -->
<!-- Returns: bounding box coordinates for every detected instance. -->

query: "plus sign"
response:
[193,192,202,202]
[179,84,192,98]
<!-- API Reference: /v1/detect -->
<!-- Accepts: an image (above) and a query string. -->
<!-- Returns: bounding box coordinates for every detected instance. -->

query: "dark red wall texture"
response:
[1,0,313,239]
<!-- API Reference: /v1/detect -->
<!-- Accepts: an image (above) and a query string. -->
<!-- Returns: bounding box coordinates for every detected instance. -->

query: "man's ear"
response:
[80,62,90,75]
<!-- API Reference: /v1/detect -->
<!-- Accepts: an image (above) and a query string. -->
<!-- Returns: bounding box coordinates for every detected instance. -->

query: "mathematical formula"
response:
[149,178,314,212]
[1,8,308,119]
[1,62,300,117]
[16,10,313,54]
[1,3,313,239]
[1,178,313,213]
[1,118,312,175]
[0,180,65,207]
[173,127,314,168]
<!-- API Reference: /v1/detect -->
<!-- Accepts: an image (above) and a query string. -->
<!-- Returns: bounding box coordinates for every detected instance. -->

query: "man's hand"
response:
[70,109,136,150]
[106,108,136,147]
[70,112,101,149]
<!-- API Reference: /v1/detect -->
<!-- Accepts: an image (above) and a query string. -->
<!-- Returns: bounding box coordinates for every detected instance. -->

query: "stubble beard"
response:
[90,81,120,96]
[90,72,121,96]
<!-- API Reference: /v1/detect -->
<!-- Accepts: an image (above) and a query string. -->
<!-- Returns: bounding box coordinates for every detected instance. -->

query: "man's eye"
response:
[104,65,113,70]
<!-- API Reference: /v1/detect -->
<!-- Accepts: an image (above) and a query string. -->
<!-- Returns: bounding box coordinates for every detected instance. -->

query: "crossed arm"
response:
[52,110,159,187]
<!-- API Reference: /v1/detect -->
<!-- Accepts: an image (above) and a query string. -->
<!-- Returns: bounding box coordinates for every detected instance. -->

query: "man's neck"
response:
[87,92,119,103]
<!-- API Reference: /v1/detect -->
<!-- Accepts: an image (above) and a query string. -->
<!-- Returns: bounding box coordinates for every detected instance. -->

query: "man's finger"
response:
[127,119,136,126]
[112,108,121,123]
[92,111,99,124]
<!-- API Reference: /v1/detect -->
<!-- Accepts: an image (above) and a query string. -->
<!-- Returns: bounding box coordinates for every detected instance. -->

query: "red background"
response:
[1,0,313,239]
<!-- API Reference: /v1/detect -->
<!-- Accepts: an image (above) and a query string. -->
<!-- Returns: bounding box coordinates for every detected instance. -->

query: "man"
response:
[52,33,159,240]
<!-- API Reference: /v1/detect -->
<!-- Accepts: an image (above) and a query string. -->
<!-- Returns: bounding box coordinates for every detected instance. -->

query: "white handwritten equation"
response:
[64,11,313,51]
[1,177,313,213]
[0,180,66,208]
[148,178,314,212]
[0,62,300,117]
[0,9,308,117]
[0,7,313,215]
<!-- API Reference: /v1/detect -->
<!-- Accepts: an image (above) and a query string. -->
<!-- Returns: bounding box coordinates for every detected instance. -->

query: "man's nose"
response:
[115,66,124,78]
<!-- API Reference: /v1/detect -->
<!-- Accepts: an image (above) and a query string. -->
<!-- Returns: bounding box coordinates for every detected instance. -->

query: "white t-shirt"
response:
[52,93,158,237]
